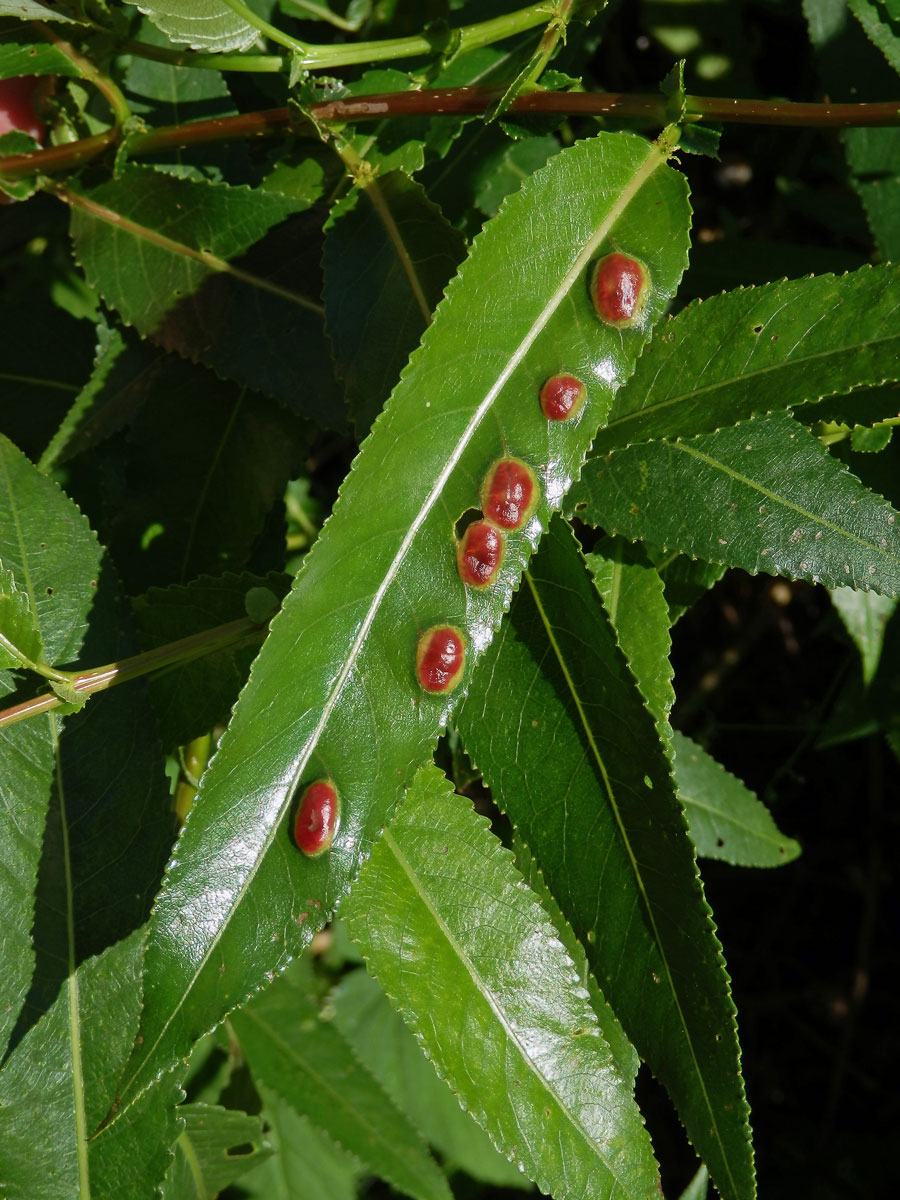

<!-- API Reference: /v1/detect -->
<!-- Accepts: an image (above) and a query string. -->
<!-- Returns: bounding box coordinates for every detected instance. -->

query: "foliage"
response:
[1,2,899,1198]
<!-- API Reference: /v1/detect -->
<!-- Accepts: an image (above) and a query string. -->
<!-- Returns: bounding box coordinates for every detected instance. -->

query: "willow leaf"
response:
[231,966,450,1200]
[0,931,146,1200]
[128,0,259,52]
[0,434,103,1055]
[591,263,900,454]
[345,762,660,1200]
[456,518,754,1200]
[574,411,900,594]
[113,132,691,1113]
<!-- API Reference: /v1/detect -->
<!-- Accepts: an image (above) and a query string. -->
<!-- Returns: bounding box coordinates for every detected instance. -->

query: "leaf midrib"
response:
[381,823,634,1197]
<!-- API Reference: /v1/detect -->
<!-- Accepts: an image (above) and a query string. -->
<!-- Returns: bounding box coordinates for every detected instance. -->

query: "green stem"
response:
[34,21,132,128]
[117,38,285,73]
[0,617,265,730]
[214,0,553,69]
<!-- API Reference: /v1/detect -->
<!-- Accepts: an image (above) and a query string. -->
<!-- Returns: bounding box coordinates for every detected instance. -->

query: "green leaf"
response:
[68,169,303,337]
[95,377,305,594]
[0,21,84,73]
[323,171,466,433]
[671,732,801,867]
[114,132,691,1111]
[345,762,660,1200]
[645,547,725,625]
[591,264,900,454]
[331,968,533,1190]
[510,835,640,1087]
[239,1084,361,1200]
[0,435,103,1054]
[230,965,452,1200]
[123,19,236,146]
[89,1072,184,1200]
[0,435,101,667]
[20,562,175,1027]
[131,571,289,749]
[473,134,563,217]
[0,931,146,1200]
[67,170,343,426]
[574,411,900,595]
[846,0,900,76]
[831,585,899,684]
[160,1104,272,1199]
[455,518,753,1200]
[585,536,674,731]
[0,0,77,21]
[127,0,260,52]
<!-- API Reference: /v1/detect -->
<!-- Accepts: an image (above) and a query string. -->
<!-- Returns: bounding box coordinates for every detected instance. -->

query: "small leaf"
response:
[345,762,660,1200]
[831,585,899,684]
[586,536,674,731]
[671,731,801,867]
[0,23,83,73]
[0,0,78,21]
[846,0,900,77]
[230,965,452,1200]
[574,411,900,595]
[1,433,101,666]
[160,1104,272,1199]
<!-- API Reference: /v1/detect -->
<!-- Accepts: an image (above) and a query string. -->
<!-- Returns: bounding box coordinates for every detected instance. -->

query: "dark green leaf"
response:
[831,585,898,684]
[132,571,289,749]
[345,762,659,1200]
[473,134,562,217]
[323,171,465,433]
[574,411,900,595]
[94,377,304,593]
[0,559,43,669]
[847,0,900,76]
[231,964,452,1200]
[68,171,343,426]
[671,731,801,867]
[114,132,690,1113]
[586,536,674,731]
[456,518,753,1200]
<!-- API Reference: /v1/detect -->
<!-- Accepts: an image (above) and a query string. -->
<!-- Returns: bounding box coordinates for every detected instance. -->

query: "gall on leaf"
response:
[293,780,339,856]
[0,76,47,143]
[457,520,505,588]
[481,458,539,531]
[416,626,466,694]
[589,252,650,326]
[539,373,587,422]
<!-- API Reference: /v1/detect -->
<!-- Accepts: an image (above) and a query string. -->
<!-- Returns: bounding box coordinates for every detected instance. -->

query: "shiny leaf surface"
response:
[345,762,659,1200]
[113,131,691,1113]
